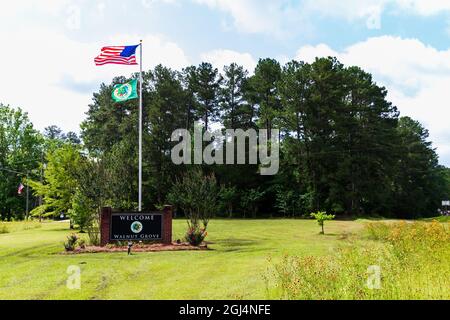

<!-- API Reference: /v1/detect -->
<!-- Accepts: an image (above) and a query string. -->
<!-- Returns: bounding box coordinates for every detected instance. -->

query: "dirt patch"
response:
[61,242,208,254]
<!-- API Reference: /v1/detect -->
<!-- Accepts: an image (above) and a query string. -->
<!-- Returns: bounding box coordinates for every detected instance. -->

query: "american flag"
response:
[94,45,139,66]
[17,183,24,195]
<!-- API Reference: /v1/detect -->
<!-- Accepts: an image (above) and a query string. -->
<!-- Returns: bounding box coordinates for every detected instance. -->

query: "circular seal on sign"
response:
[113,83,132,101]
[131,221,143,234]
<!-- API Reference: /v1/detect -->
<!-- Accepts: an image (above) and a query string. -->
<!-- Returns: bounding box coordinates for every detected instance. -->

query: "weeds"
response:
[266,220,450,300]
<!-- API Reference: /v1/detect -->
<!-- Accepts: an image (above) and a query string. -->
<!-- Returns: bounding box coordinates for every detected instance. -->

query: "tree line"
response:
[1,57,449,223]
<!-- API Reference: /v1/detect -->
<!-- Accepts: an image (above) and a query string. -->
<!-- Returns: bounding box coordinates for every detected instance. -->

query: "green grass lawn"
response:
[0,218,447,300]
[0,218,370,300]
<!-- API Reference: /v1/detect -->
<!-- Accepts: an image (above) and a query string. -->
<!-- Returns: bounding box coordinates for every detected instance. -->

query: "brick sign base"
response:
[100,206,173,247]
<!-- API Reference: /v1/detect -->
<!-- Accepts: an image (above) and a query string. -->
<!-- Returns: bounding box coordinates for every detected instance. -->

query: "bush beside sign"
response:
[100,206,173,246]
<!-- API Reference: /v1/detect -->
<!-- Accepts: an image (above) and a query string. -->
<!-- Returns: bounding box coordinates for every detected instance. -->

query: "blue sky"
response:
[1,0,450,165]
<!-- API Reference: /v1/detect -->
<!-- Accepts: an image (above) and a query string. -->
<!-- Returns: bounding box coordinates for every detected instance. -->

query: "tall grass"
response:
[266,220,450,300]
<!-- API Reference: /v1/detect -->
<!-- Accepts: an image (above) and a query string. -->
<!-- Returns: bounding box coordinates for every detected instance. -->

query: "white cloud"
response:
[0,26,189,133]
[200,49,257,72]
[0,28,96,133]
[303,0,388,30]
[295,36,450,164]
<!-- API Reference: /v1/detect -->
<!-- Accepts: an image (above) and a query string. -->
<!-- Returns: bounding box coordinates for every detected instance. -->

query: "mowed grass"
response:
[0,219,367,300]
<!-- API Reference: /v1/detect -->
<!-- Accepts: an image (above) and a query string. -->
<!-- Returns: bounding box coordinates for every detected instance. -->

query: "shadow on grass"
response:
[213,238,261,253]
[46,228,74,232]
[319,233,341,237]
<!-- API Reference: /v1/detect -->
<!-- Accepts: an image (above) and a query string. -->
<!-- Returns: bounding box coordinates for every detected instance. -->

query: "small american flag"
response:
[18,183,24,195]
[94,45,139,66]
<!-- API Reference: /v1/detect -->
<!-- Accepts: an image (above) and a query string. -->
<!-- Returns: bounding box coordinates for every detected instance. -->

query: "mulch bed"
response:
[61,242,209,254]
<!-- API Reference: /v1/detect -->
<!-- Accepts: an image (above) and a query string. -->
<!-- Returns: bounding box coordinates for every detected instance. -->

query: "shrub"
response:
[310,211,335,234]
[69,189,96,233]
[64,233,79,252]
[168,168,219,242]
[185,225,207,246]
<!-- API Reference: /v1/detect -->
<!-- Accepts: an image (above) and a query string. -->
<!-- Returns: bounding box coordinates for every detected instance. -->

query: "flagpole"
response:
[138,40,143,212]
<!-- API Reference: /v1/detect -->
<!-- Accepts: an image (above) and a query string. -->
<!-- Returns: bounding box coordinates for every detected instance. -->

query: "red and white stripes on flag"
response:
[94,45,138,66]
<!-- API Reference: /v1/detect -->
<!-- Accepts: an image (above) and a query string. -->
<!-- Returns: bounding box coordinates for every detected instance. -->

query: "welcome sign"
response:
[110,213,163,241]
[100,206,173,246]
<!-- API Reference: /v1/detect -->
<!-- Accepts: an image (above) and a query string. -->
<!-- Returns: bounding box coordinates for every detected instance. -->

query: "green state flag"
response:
[112,79,138,102]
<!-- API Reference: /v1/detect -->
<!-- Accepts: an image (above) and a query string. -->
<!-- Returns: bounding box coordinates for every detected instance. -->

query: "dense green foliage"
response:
[80,57,448,218]
[0,104,44,220]
[1,57,448,221]
[28,144,82,219]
